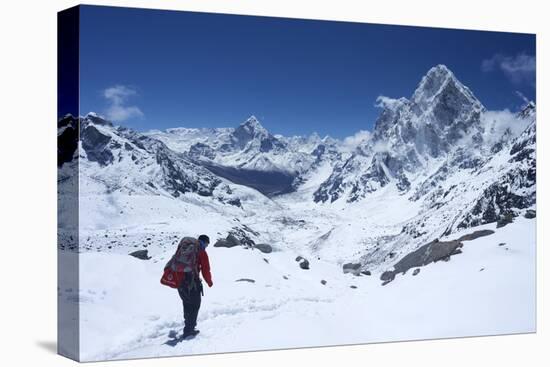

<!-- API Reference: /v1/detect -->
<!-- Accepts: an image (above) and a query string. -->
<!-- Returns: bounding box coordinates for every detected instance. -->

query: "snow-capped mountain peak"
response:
[412,64,454,101]
[518,101,536,119]
[314,64,532,208]
[241,115,263,130]
[411,64,484,117]
[232,115,269,143]
[85,112,113,127]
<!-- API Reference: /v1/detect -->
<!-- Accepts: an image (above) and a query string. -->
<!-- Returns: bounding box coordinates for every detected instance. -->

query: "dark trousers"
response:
[177,274,202,333]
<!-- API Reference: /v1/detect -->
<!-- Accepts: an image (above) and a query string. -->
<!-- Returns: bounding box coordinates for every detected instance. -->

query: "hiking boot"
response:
[182,329,200,339]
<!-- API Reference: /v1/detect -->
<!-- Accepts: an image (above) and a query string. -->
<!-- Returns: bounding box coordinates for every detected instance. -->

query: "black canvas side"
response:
[57,5,80,362]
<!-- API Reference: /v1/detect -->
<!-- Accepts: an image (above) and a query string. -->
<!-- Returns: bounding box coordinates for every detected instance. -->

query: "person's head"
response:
[198,234,210,250]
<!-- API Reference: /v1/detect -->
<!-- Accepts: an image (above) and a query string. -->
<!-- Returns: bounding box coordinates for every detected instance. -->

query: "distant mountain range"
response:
[58,64,536,270]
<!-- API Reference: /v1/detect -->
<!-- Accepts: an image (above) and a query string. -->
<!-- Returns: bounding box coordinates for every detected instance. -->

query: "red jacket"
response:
[198,249,213,287]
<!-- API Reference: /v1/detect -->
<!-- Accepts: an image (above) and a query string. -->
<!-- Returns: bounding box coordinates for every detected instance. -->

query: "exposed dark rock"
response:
[524,209,536,219]
[458,171,534,230]
[498,243,506,246]
[228,228,256,247]
[361,270,372,276]
[80,125,114,166]
[380,239,463,284]
[214,230,254,248]
[456,229,495,242]
[188,142,216,160]
[321,280,327,285]
[496,213,514,228]
[380,271,396,282]
[235,278,255,283]
[263,258,269,264]
[226,234,241,246]
[155,147,220,198]
[213,234,240,248]
[412,268,421,276]
[254,244,273,254]
[295,256,310,270]
[226,198,242,207]
[343,263,362,275]
[350,285,358,289]
[129,249,151,260]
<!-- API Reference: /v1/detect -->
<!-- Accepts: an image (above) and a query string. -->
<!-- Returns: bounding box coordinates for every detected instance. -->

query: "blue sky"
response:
[78,5,536,138]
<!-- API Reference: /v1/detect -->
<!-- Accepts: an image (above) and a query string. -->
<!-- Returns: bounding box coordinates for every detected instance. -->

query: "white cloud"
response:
[480,109,530,146]
[481,53,535,86]
[515,90,530,105]
[102,85,144,122]
[342,130,371,151]
[375,95,406,110]
[372,140,390,154]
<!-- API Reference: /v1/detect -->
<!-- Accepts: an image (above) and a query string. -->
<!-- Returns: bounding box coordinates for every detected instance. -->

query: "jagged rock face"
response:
[72,114,242,201]
[311,66,535,277]
[188,142,216,160]
[154,147,221,197]
[230,116,270,150]
[81,125,115,166]
[455,119,536,231]
[314,65,501,204]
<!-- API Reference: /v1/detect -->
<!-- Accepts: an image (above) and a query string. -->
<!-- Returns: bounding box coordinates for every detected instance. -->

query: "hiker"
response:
[163,234,213,339]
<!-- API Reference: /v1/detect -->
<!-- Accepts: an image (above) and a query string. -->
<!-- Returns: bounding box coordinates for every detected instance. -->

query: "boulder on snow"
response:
[321,280,327,285]
[342,262,362,275]
[214,234,241,248]
[129,249,151,260]
[524,209,536,219]
[496,213,514,228]
[412,268,421,276]
[235,278,255,283]
[295,256,310,270]
[361,270,372,276]
[380,271,395,282]
[254,243,273,253]
[456,229,494,242]
[379,239,463,284]
[214,228,258,248]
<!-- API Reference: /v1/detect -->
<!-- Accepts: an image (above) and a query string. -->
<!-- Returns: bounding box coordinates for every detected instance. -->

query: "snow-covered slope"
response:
[60,216,535,361]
